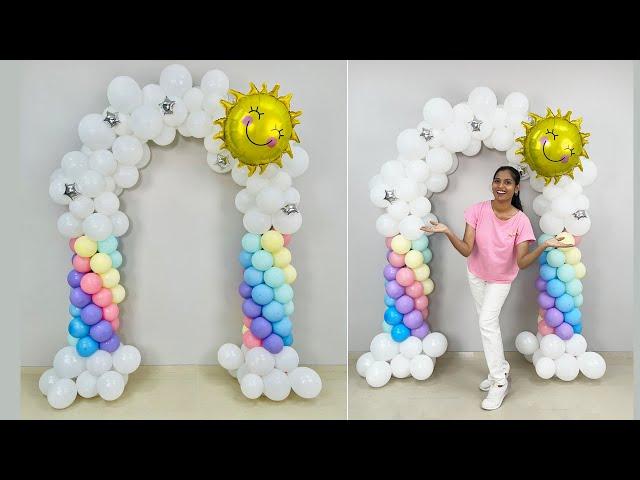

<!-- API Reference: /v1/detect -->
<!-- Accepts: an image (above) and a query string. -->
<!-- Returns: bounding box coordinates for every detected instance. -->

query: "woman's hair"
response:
[493,166,523,211]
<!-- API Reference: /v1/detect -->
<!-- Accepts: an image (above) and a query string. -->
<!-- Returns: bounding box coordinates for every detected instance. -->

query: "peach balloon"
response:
[80,273,102,294]
[421,308,429,320]
[405,281,424,299]
[72,255,91,273]
[388,252,406,268]
[385,237,393,249]
[573,235,582,246]
[92,288,113,307]
[282,234,292,247]
[69,238,77,252]
[111,317,120,331]
[103,304,119,322]
[242,316,252,328]
[396,267,415,287]
[414,295,428,311]
[243,330,262,348]
[538,319,554,336]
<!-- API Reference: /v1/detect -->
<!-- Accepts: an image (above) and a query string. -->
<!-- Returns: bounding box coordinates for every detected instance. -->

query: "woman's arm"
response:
[516,236,575,269]
[421,221,476,258]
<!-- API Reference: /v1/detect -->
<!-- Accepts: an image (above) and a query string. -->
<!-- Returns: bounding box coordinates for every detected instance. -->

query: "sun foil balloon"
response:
[214,82,302,176]
[516,108,590,185]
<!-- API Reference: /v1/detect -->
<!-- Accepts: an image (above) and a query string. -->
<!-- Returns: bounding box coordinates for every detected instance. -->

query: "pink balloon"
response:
[388,251,406,268]
[242,316,252,328]
[538,308,545,318]
[92,288,113,307]
[103,304,119,322]
[385,237,393,249]
[538,319,554,336]
[111,317,120,331]
[69,238,77,252]
[72,255,91,273]
[405,281,424,298]
[243,331,262,348]
[421,308,429,320]
[80,273,102,294]
[396,267,415,287]
[573,235,582,246]
[283,234,292,247]
[415,295,428,311]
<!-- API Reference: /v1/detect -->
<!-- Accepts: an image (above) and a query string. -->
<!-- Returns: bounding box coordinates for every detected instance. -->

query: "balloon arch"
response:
[357,86,606,387]
[41,64,321,409]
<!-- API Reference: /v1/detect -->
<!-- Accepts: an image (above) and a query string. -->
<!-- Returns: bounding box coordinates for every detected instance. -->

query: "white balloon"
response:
[282,146,309,177]
[529,174,547,193]
[468,86,497,117]
[263,369,291,401]
[217,344,244,371]
[472,114,494,141]
[50,168,67,183]
[492,106,508,127]
[410,354,434,380]
[234,189,255,213]
[183,87,205,113]
[113,165,139,189]
[565,334,587,357]
[564,180,583,197]
[272,210,302,234]
[370,185,390,208]
[551,194,577,217]
[204,134,224,153]
[399,214,424,241]
[573,159,597,186]
[452,102,474,123]
[246,174,270,194]
[136,142,151,169]
[390,354,411,378]
[422,213,439,236]
[381,160,405,184]
[107,76,143,113]
[77,170,106,198]
[539,212,564,235]
[274,346,299,373]
[396,179,419,202]
[186,111,213,139]
[515,331,539,355]
[405,159,430,182]
[397,128,428,161]
[201,92,225,119]
[376,213,399,237]
[564,211,591,236]
[271,171,292,190]
[532,349,545,366]
[231,165,249,186]
[409,197,431,217]
[159,64,192,97]
[131,104,164,141]
[240,373,264,399]
[112,345,142,375]
[535,357,556,379]
[177,122,192,138]
[555,353,579,381]
[86,350,113,377]
[89,150,117,176]
[427,148,453,174]
[93,192,120,215]
[152,125,177,146]
[540,334,565,360]
[491,126,514,152]
[61,151,89,179]
[76,371,99,398]
[289,367,322,399]
[110,211,130,237]
[256,186,285,214]
[39,368,59,396]
[201,69,229,96]
[461,138,482,156]
[162,97,188,127]
[83,212,113,241]
[97,371,125,401]
[245,347,275,376]
[283,187,301,205]
[370,333,399,361]
[112,111,133,136]
[426,173,448,193]
[49,178,71,205]
[356,352,375,377]
[423,97,453,129]
[504,92,529,115]
[78,114,116,150]
[416,121,444,147]
[365,360,392,387]
[47,378,77,409]
[532,194,550,216]
[399,336,423,359]
[442,122,471,152]
[578,352,606,379]
[57,212,83,238]
[53,346,86,379]
[422,332,448,357]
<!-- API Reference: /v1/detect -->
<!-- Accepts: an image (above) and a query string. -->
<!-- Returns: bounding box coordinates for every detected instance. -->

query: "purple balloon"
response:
[403,309,424,329]
[385,280,405,299]
[535,277,547,292]
[537,292,555,310]
[262,333,284,354]
[411,322,430,339]
[80,303,102,325]
[383,265,399,281]
[242,299,262,318]
[90,320,114,342]
[238,282,252,299]
[544,307,564,328]
[70,287,91,308]
[67,270,84,288]
[395,295,415,314]
[555,322,574,340]
[250,317,272,339]
[100,333,120,353]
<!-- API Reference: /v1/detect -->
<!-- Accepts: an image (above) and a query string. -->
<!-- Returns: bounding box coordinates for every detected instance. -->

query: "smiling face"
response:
[492,169,518,202]
[214,83,301,175]
[516,108,590,184]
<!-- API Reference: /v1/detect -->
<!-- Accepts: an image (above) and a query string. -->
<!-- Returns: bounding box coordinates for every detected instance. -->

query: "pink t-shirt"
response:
[464,200,536,283]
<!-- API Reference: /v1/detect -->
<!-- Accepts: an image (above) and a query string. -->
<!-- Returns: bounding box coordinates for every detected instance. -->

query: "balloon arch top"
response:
[357,86,605,388]
[42,64,321,409]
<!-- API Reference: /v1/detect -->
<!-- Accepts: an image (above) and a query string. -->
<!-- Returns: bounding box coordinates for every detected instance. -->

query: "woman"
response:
[421,166,572,410]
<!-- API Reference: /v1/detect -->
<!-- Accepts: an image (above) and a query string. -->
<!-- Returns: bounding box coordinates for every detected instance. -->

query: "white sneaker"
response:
[481,379,509,410]
[479,368,511,391]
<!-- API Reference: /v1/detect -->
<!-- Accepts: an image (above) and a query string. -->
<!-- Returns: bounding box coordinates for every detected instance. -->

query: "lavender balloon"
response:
[100,333,120,353]
[383,265,399,281]
[242,299,262,318]
[385,280,405,299]
[537,292,555,310]
[80,303,103,325]
[403,310,424,329]
[544,307,564,328]
[262,333,284,354]
[395,295,415,314]
[411,322,430,339]
[555,322,574,340]
[238,282,252,299]
[70,287,91,308]
[90,320,114,342]
[535,277,547,292]
[250,317,272,339]
[67,270,84,288]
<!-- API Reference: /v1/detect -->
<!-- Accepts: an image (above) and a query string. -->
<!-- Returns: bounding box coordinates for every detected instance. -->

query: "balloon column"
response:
[44,64,319,409]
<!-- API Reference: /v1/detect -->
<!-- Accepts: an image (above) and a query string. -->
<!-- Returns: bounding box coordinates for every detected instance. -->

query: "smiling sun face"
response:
[214,82,301,176]
[516,108,590,185]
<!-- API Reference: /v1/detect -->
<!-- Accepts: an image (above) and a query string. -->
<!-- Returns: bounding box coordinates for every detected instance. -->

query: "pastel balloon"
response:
[421,308,429,320]
[422,248,432,264]
[100,333,120,353]
[383,265,399,281]
[405,281,424,299]
[384,294,395,307]
[238,282,252,299]
[403,310,424,329]
[385,280,405,299]
[273,248,291,268]
[243,330,262,348]
[545,249,565,268]
[68,317,90,338]
[546,278,566,298]
[74,236,98,257]
[92,288,113,307]
[384,307,403,325]
[262,334,284,354]
[388,251,406,268]
[251,250,273,271]
[384,237,393,249]
[544,307,564,328]
[243,267,264,287]
[242,316,252,328]
[68,237,77,252]
[283,265,297,284]
[411,236,428,251]
[537,319,554,336]
[391,235,411,254]
[535,277,547,292]
[395,267,415,287]
[282,234,292,247]
[251,284,274,306]
[264,267,285,288]
[262,301,285,322]
[100,269,120,289]
[67,270,84,288]
[72,255,91,273]
[272,317,292,337]
[537,292,555,309]
[242,299,262,318]
[76,336,99,357]
[111,318,120,331]
[97,236,118,254]
[391,324,411,342]
[557,264,576,283]
[103,304,119,321]
[261,230,284,253]
[539,264,557,281]
[422,279,434,295]
[395,295,414,314]
[414,295,428,311]
[411,322,430,339]
[238,250,252,268]
[90,320,114,342]
[250,316,272,339]
[413,264,430,282]
[554,322,574,340]
[566,279,583,296]
[555,293,575,313]
[564,308,582,325]
[81,303,103,325]
[109,251,123,269]
[80,273,102,294]
[404,250,424,269]
[70,287,91,308]
[241,233,261,253]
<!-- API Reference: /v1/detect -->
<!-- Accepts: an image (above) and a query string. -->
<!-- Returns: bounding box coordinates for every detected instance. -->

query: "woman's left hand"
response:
[544,236,575,249]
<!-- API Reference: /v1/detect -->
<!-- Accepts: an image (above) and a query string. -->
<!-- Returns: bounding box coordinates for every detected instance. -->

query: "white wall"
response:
[349,60,634,352]
[20,60,347,365]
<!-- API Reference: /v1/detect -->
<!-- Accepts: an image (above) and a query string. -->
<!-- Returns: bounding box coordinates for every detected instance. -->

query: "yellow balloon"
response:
[517,108,590,184]
[214,82,302,176]
[242,325,248,334]
[283,265,297,284]
[405,250,424,269]
[556,233,575,252]
[563,247,581,265]
[414,264,430,282]
[422,278,435,296]
[574,262,586,279]
[74,236,97,258]
[111,284,126,304]
[273,247,292,268]
[391,235,411,255]
[90,253,112,274]
[100,268,120,288]
[261,230,284,253]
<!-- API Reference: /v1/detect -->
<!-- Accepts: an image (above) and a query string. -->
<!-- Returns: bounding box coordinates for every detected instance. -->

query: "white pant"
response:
[467,268,512,385]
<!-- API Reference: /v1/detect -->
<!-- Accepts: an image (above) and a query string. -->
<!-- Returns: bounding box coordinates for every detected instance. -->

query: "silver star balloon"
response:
[384,189,398,203]
[281,203,299,215]
[216,153,230,169]
[159,96,176,115]
[469,116,483,132]
[64,183,80,200]
[572,209,587,220]
[419,127,434,143]
[103,111,120,128]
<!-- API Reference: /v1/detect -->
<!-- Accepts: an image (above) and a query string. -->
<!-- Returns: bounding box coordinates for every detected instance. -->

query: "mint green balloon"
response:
[422,248,433,264]
[538,233,554,251]
[557,264,576,283]
[98,235,118,254]
[110,250,123,269]
[284,301,294,316]
[264,267,285,288]
[546,249,565,268]
[241,233,261,253]
[67,333,78,346]
[275,284,294,303]
[566,279,583,296]
[412,235,429,251]
[251,250,274,271]
[381,320,392,333]
[574,294,584,307]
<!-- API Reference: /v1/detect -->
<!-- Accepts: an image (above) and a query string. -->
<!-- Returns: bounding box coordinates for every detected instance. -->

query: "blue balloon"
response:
[283,334,294,346]
[566,279,583,296]
[539,251,548,265]
[422,248,433,264]
[412,236,429,251]
[76,336,99,357]
[555,293,575,313]
[564,308,582,326]
[546,249,565,268]
[384,307,403,325]
[546,278,566,298]
[262,301,285,322]
[274,284,294,304]
[238,250,253,268]
[381,320,392,333]
[243,267,264,287]
[574,294,584,307]
[97,236,118,254]
[391,324,410,342]
[572,323,582,334]
[264,267,285,288]
[538,233,554,251]
[384,295,395,307]
[284,301,294,316]
[251,284,274,306]
[67,333,78,346]
[109,251,123,269]
[241,233,261,253]
[251,250,274,271]
[68,317,90,338]
[557,264,576,283]
[539,264,557,281]
[69,304,82,317]
[272,317,292,337]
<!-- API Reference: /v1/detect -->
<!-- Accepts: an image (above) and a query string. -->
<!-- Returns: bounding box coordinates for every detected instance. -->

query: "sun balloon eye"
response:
[249,106,263,119]
[565,146,575,156]
[545,128,558,140]
[272,126,285,139]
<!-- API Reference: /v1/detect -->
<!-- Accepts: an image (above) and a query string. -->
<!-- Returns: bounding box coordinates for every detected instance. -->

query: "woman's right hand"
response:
[420,220,449,234]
